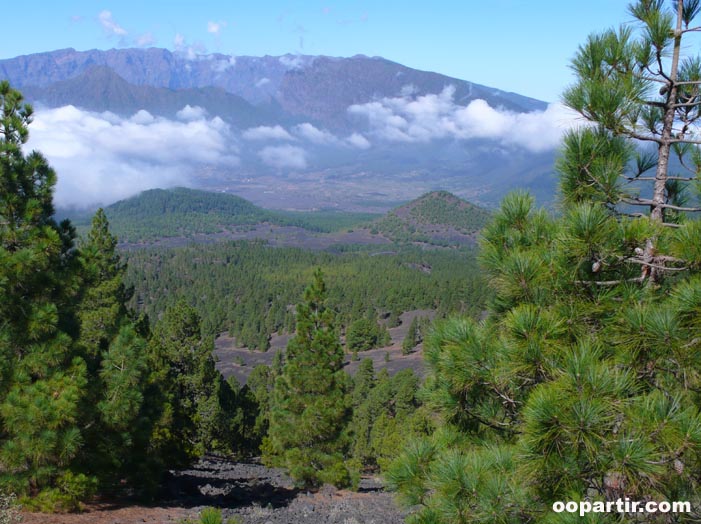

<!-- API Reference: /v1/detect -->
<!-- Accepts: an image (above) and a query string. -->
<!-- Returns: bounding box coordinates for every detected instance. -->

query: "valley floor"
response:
[21,458,406,524]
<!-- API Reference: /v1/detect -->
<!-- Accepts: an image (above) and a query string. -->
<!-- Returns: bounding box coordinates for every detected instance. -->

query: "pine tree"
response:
[388,3,701,521]
[78,209,127,361]
[147,300,233,464]
[561,0,701,282]
[0,81,92,506]
[402,316,419,354]
[61,208,161,495]
[262,269,353,488]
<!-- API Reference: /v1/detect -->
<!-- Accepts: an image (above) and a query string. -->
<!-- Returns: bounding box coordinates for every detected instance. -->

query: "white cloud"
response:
[130,110,154,124]
[279,54,307,69]
[173,33,207,60]
[212,56,236,73]
[207,21,227,35]
[255,77,271,87]
[258,145,307,169]
[291,123,371,149]
[348,85,579,152]
[346,132,371,149]
[399,84,418,97]
[27,106,238,208]
[98,10,127,37]
[294,123,338,145]
[242,125,294,141]
[176,105,208,121]
[135,32,155,47]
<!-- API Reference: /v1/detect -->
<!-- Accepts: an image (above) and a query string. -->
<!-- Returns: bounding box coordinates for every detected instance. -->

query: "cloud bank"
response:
[243,125,294,141]
[348,86,578,152]
[294,123,338,145]
[258,145,307,169]
[28,106,238,208]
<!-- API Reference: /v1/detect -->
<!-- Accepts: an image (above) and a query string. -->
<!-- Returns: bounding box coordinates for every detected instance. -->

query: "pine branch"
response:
[672,100,701,108]
[621,197,701,211]
[574,277,646,286]
[622,175,695,181]
[624,258,688,271]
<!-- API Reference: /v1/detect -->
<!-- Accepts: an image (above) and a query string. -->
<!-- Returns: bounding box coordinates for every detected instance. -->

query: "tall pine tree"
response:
[388,2,701,522]
[263,269,354,488]
[0,81,91,506]
[74,209,150,490]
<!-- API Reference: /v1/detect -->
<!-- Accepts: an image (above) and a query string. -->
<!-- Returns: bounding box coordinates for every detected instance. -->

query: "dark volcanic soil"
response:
[22,458,407,524]
[215,310,435,384]
[175,458,406,524]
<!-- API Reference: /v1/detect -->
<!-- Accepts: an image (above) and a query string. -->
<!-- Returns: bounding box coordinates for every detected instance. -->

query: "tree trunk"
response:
[645,0,684,281]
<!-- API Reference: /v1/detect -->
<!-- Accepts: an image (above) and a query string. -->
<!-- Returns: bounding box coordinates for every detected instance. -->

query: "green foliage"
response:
[371,191,491,246]
[346,315,390,353]
[263,270,354,488]
[390,4,701,520]
[199,507,223,524]
[402,316,420,354]
[69,187,378,242]
[0,83,261,509]
[124,241,488,348]
[147,301,235,463]
[0,81,88,501]
[179,507,242,524]
[393,186,701,520]
[350,364,428,471]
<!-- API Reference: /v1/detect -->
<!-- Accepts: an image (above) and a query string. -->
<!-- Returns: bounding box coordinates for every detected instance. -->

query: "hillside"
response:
[369,191,491,245]
[68,187,379,243]
[69,188,491,246]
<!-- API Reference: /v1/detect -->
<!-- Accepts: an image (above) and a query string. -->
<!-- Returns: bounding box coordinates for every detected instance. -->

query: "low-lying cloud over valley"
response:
[26,89,579,208]
[348,86,578,152]
[28,105,238,208]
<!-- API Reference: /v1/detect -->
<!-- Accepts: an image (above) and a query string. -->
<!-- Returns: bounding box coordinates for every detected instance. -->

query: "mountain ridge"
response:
[4,47,559,210]
[0,47,546,130]
[21,65,286,127]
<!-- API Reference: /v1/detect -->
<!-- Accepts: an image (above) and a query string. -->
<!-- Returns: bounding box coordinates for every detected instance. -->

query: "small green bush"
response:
[199,507,223,524]
[180,507,241,524]
[21,472,97,513]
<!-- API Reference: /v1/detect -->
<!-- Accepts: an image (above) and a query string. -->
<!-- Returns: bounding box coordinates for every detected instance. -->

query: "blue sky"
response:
[3,1,632,103]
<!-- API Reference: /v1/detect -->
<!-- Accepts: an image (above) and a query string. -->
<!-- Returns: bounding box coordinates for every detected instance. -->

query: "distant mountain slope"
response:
[370,191,491,245]
[70,187,378,243]
[0,48,546,130]
[274,55,545,128]
[2,48,559,209]
[21,66,283,127]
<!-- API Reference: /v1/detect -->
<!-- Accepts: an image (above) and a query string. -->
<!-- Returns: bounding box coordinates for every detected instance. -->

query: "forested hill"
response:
[369,190,491,245]
[67,187,491,246]
[68,187,379,243]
